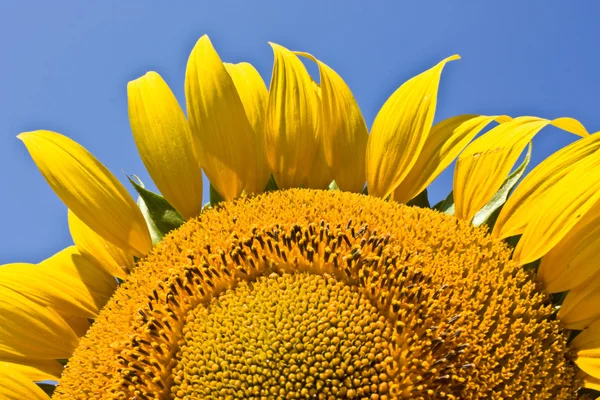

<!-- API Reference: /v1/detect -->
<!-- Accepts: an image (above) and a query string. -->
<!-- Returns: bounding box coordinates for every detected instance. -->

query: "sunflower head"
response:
[53,190,577,399]
[3,34,600,399]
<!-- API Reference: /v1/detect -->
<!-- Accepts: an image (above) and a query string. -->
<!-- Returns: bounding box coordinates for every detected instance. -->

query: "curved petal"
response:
[0,247,116,318]
[392,115,511,203]
[128,71,204,219]
[224,62,271,194]
[61,315,91,337]
[297,52,368,193]
[572,319,600,379]
[557,271,600,330]
[0,364,49,400]
[69,209,133,278]
[1,359,63,381]
[493,131,600,239]
[185,35,253,200]
[366,55,460,199]
[0,286,78,359]
[512,154,600,265]
[18,130,151,257]
[453,116,588,222]
[581,373,600,391]
[537,199,600,293]
[264,43,320,189]
[305,80,331,189]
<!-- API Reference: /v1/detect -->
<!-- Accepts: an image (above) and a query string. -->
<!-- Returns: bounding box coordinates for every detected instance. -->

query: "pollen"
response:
[53,189,579,399]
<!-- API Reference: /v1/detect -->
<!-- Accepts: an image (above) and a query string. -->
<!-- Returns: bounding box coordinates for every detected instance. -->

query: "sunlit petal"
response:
[454,116,588,222]
[304,80,331,189]
[537,199,600,293]
[69,209,133,279]
[0,363,49,400]
[265,43,320,189]
[225,62,271,194]
[1,359,62,381]
[557,271,600,330]
[18,130,152,257]
[493,131,600,239]
[0,247,116,318]
[61,315,91,338]
[512,154,600,265]
[0,286,78,359]
[392,115,511,203]
[572,319,600,379]
[297,52,368,193]
[128,71,203,219]
[366,55,459,199]
[185,35,254,200]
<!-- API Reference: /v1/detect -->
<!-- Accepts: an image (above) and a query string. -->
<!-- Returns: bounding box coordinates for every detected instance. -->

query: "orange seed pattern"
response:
[53,189,579,399]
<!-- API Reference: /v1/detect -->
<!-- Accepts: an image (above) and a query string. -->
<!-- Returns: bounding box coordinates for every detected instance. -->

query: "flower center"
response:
[54,189,579,399]
[173,272,396,399]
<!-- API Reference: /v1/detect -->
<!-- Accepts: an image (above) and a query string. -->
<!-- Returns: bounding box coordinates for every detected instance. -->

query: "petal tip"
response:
[17,130,46,143]
[197,34,211,45]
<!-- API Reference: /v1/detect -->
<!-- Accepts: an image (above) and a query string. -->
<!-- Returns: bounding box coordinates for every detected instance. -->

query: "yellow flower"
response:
[3,34,600,398]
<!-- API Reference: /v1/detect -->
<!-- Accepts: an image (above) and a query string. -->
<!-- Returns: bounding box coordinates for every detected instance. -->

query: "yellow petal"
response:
[224,62,271,194]
[0,364,49,400]
[537,199,600,293]
[185,35,254,200]
[582,373,600,391]
[512,153,600,265]
[365,55,460,199]
[61,314,91,337]
[0,286,78,359]
[453,116,588,222]
[392,115,511,203]
[296,52,368,193]
[264,43,320,189]
[128,71,204,219]
[0,247,116,318]
[18,130,152,257]
[572,319,600,378]
[557,271,600,330]
[1,359,63,381]
[493,130,600,239]
[68,209,133,278]
[304,80,331,189]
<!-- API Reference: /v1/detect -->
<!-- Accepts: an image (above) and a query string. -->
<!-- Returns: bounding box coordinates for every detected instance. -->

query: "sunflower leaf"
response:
[128,176,185,245]
[37,383,57,396]
[264,175,279,192]
[210,183,225,205]
[433,191,455,215]
[472,143,532,227]
[406,189,430,208]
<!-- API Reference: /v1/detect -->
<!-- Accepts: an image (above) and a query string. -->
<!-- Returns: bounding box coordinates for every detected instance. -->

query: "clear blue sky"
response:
[1,2,598,263]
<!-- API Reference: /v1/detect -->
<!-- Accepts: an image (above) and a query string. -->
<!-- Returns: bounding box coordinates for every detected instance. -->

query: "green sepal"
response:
[406,188,430,208]
[522,257,540,272]
[551,290,568,308]
[37,383,57,396]
[472,143,532,227]
[128,176,185,245]
[328,180,340,191]
[209,184,225,206]
[433,191,455,215]
[361,186,369,195]
[264,175,279,192]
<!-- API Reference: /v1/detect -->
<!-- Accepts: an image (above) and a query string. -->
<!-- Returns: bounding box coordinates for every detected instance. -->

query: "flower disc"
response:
[54,189,579,399]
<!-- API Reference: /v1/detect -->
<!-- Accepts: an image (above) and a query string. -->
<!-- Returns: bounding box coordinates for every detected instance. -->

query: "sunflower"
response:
[3,34,600,399]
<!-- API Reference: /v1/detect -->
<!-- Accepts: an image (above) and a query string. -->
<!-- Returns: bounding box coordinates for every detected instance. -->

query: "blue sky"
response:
[0,2,598,263]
